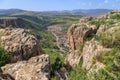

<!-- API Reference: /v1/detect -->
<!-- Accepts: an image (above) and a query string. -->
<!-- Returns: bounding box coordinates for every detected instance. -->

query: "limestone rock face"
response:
[1,54,50,80]
[82,39,110,70]
[67,22,97,50]
[65,50,81,67]
[0,28,43,62]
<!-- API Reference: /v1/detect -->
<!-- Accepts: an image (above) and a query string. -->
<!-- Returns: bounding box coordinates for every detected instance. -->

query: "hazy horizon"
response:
[0,0,120,11]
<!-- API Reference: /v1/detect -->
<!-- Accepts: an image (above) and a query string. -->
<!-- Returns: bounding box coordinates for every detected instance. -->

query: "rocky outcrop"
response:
[1,54,50,80]
[65,50,81,67]
[0,28,43,62]
[82,39,110,70]
[67,17,98,50]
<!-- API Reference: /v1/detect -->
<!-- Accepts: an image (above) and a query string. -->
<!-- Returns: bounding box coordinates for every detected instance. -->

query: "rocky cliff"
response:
[0,27,51,80]
[0,17,39,30]
[66,11,120,80]
[0,28,43,62]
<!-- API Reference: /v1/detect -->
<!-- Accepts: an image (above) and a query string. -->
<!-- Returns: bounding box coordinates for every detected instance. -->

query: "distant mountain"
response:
[0,9,25,16]
[0,9,113,16]
[71,9,113,16]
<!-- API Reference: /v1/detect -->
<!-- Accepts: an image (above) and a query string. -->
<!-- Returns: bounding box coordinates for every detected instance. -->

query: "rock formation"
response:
[1,54,50,80]
[0,28,43,62]
[67,17,97,50]
[82,39,110,70]
[65,50,81,67]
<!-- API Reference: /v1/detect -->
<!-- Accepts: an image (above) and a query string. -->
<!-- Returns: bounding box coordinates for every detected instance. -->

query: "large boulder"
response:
[67,22,97,50]
[0,28,43,62]
[1,54,50,80]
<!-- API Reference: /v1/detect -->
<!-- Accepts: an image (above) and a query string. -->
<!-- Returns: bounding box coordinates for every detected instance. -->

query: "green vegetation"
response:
[39,31,57,49]
[68,61,87,80]
[93,47,120,80]
[110,14,120,20]
[86,34,102,41]
[43,48,65,80]
[90,20,106,27]
[99,29,120,48]
[91,69,115,80]
[0,48,11,66]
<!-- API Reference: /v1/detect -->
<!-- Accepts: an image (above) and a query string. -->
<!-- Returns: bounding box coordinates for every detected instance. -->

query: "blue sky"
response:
[0,0,120,11]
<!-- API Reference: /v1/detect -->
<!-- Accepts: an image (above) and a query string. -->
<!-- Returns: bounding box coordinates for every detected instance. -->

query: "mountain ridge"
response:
[0,9,113,16]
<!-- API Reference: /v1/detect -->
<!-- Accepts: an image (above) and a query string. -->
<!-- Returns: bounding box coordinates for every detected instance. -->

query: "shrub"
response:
[0,48,11,66]
[110,14,120,20]
[68,61,87,80]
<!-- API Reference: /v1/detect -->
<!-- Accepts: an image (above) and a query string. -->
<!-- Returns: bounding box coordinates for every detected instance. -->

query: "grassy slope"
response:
[67,12,120,80]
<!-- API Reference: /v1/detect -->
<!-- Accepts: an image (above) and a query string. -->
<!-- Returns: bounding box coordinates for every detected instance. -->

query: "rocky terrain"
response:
[66,10,120,80]
[0,27,50,80]
[0,10,120,80]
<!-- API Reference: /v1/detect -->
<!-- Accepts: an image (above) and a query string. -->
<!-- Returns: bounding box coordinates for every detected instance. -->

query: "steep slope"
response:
[66,10,120,80]
[0,17,41,30]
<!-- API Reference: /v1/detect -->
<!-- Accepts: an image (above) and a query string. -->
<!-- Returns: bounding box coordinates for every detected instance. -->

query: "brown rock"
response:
[68,24,97,50]
[1,54,50,80]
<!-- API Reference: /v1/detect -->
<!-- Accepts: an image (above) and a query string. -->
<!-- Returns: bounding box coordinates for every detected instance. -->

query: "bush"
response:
[0,48,11,66]
[110,14,120,20]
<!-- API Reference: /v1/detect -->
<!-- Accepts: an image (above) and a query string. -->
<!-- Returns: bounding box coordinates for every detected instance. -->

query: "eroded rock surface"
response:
[0,28,43,62]
[1,54,50,80]
[67,17,97,50]
[82,39,110,70]
[65,50,81,67]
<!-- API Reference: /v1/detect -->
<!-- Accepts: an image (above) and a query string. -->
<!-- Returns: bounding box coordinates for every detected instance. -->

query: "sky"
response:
[0,0,120,11]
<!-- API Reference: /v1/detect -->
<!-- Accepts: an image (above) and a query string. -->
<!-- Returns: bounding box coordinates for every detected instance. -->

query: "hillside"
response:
[0,10,82,53]
[0,9,119,80]
[65,10,120,80]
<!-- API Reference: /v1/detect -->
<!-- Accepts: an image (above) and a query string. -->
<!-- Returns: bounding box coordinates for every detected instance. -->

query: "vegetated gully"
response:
[47,25,70,53]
